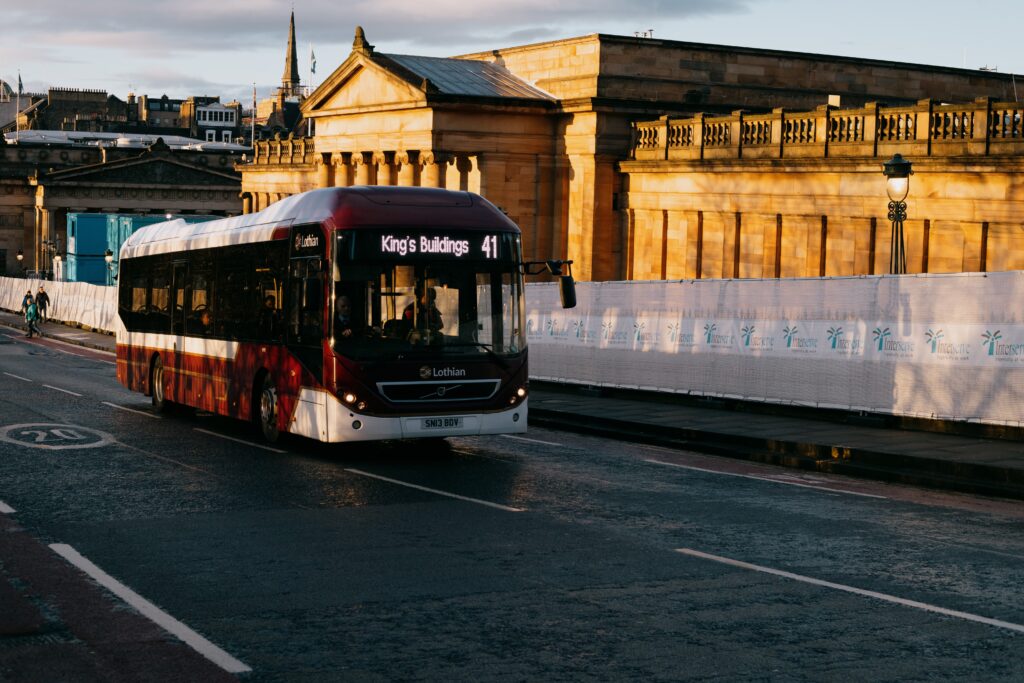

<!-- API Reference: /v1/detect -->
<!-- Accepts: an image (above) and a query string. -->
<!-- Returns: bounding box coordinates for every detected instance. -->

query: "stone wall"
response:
[623,99,1024,279]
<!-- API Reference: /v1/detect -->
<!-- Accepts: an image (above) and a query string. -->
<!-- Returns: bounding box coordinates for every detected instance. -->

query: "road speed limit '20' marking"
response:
[0,424,115,450]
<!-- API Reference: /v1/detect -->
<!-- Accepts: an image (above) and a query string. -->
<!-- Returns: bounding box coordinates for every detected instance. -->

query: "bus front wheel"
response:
[258,375,280,443]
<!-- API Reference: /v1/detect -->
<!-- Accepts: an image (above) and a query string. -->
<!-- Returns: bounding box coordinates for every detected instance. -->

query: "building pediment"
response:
[304,54,427,116]
[41,154,239,188]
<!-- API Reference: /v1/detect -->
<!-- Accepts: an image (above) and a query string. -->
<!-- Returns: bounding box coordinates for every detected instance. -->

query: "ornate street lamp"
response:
[882,154,913,275]
[16,249,23,276]
[105,248,114,286]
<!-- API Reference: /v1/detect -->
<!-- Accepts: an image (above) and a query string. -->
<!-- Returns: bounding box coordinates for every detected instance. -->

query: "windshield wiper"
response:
[446,341,509,369]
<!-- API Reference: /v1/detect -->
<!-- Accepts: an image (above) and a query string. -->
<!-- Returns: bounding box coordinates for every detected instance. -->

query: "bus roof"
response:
[120,187,519,260]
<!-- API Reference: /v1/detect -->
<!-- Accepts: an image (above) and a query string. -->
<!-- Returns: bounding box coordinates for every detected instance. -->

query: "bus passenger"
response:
[335,295,354,339]
[258,295,278,336]
[403,283,443,334]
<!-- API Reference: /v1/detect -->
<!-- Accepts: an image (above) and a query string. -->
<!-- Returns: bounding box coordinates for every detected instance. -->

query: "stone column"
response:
[316,154,331,188]
[419,151,451,188]
[241,193,252,214]
[353,153,373,186]
[374,152,395,186]
[396,151,418,186]
[333,153,352,187]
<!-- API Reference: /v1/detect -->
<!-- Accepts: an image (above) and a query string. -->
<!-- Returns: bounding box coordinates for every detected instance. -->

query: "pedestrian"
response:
[36,286,50,322]
[20,289,32,314]
[25,297,41,338]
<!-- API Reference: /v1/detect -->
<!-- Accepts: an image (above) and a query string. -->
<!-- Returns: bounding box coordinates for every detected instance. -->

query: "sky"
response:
[2,0,1022,104]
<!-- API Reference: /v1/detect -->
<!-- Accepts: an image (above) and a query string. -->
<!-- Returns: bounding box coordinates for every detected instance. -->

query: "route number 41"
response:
[481,235,498,259]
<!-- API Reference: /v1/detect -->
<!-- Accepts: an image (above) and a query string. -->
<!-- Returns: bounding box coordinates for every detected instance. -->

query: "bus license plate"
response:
[421,417,462,430]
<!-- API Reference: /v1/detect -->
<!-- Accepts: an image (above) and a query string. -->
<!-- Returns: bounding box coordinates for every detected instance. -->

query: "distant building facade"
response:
[240,29,1023,281]
[0,131,245,277]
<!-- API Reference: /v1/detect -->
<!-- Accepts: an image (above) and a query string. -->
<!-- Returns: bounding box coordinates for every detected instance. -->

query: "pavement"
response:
[1,307,1023,680]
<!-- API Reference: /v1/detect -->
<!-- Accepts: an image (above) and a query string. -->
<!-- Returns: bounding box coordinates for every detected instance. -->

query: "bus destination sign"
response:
[344,231,514,262]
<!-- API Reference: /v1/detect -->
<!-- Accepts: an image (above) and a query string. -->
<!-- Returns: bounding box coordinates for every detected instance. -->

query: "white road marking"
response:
[102,402,161,419]
[676,547,1024,635]
[500,434,562,446]
[53,333,91,339]
[3,372,32,382]
[345,468,525,512]
[43,384,83,397]
[645,458,887,499]
[194,428,286,454]
[49,543,251,673]
[0,500,15,514]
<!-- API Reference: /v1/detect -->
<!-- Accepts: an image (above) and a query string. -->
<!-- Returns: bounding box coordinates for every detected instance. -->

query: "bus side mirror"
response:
[559,275,576,309]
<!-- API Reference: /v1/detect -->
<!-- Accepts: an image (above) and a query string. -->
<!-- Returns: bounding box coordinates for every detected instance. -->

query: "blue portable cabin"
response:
[65,213,219,284]
[66,213,110,284]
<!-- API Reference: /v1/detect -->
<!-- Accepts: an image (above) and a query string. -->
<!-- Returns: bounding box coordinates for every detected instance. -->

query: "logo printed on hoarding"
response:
[783,326,798,348]
[924,328,970,360]
[783,323,818,353]
[665,321,695,346]
[982,330,1002,356]
[703,322,733,347]
[827,326,863,354]
[872,326,913,356]
[741,323,774,350]
[981,329,1024,360]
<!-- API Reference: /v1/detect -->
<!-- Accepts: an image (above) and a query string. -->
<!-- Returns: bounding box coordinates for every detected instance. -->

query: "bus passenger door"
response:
[170,261,188,336]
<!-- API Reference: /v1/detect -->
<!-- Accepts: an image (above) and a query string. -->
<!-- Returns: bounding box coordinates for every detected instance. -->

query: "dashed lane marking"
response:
[43,384,83,397]
[345,468,525,512]
[49,543,251,673]
[645,458,887,499]
[3,372,32,382]
[194,428,286,454]
[676,547,1024,635]
[102,402,161,419]
[0,501,14,514]
[500,434,563,446]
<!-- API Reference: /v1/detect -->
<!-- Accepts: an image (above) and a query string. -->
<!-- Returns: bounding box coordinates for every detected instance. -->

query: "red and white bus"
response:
[115,186,574,443]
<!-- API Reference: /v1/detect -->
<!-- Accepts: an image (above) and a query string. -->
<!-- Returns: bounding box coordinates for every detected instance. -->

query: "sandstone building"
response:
[240,28,1023,281]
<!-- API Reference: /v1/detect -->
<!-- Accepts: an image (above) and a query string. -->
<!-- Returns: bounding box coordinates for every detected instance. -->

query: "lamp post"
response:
[104,248,114,286]
[53,254,62,282]
[882,153,912,275]
[16,249,23,277]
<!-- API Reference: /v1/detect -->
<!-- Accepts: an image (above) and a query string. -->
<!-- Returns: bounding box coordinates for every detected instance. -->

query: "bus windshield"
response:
[332,230,524,361]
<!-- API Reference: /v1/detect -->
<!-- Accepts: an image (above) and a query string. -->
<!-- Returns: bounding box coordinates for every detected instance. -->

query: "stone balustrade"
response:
[251,135,317,166]
[632,98,1024,161]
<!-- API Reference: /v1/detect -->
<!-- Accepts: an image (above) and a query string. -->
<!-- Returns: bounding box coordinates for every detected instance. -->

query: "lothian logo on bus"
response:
[420,366,467,379]
[295,233,319,249]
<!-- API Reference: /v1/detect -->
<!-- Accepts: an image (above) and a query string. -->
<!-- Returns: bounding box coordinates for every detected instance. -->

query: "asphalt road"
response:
[1,327,1023,682]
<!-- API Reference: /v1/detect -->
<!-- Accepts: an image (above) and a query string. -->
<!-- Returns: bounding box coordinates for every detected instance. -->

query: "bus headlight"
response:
[516,386,527,398]
[343,392,357,404]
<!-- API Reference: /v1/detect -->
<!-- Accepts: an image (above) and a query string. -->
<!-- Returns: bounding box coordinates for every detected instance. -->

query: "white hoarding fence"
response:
[5,272,1024,426]
[527,272,1024,426]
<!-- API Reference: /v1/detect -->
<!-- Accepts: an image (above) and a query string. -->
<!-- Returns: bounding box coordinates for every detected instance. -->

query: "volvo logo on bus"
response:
[419,366,467,379]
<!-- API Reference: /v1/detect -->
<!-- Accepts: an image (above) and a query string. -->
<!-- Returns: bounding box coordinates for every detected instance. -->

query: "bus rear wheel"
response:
[151,356,170,413]
[257,375,280,443]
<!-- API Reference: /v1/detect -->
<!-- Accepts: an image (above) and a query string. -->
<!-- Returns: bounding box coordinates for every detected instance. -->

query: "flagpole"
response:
[15,70,21,142]
[307,43,315,138]
[251,82,256,148]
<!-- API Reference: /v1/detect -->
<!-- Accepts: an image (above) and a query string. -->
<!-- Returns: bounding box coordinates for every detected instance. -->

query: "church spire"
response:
[281,11,301,96]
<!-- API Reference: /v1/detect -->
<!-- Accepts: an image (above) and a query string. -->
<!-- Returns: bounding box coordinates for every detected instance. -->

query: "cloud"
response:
[7,0,754,51]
